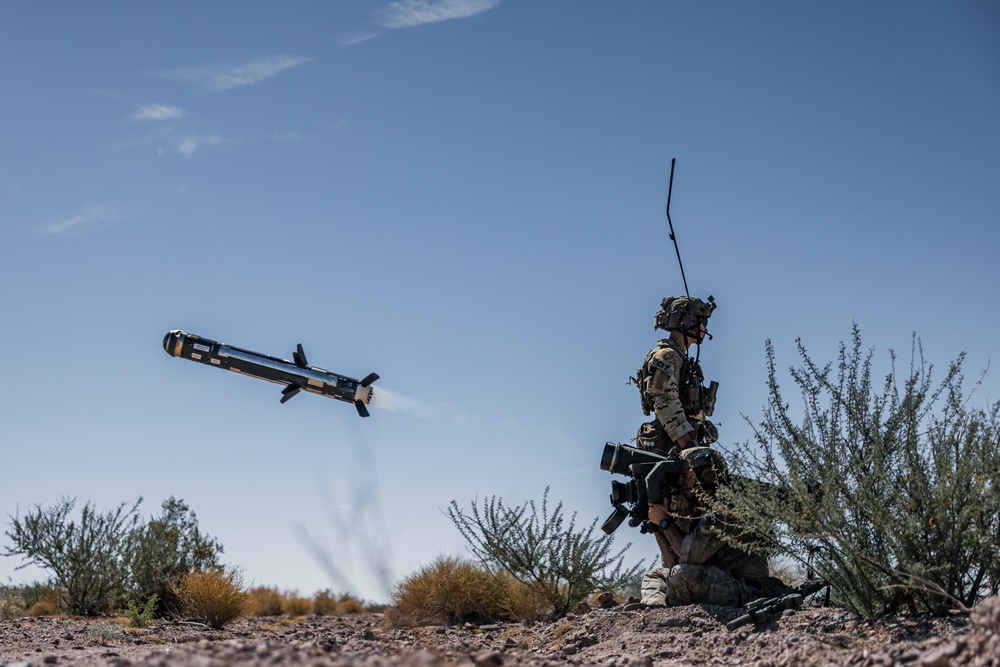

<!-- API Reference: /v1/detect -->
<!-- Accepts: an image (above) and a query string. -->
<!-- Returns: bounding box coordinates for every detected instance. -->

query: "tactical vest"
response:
[636,340,717,418]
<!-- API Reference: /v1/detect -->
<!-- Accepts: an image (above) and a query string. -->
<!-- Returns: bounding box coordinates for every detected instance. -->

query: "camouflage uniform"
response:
[640,448,787,607]
[637,338,706,453]
[635,296,718,455]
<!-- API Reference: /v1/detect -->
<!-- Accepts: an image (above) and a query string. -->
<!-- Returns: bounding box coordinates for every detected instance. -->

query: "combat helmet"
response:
[654,295,717,334]
[681,446,729,490]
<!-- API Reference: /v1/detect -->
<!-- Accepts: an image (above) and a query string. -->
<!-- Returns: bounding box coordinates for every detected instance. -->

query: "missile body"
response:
[163,330,378,417]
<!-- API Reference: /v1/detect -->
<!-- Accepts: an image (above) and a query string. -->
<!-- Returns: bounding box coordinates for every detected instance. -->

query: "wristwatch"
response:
[658,518,670,531]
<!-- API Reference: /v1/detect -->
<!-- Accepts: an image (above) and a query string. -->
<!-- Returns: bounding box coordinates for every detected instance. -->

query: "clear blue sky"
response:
[2,1,998,603]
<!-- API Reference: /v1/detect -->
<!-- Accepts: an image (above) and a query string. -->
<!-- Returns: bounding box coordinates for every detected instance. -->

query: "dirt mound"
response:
[1,597,996,667]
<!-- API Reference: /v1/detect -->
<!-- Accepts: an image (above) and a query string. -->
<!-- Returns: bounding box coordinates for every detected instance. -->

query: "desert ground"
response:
[2,596,999,667]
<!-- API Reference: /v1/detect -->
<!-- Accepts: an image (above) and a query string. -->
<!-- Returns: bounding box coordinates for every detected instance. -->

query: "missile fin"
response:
[280,384,301,404]
[293,344,308,368]
[359,372,380,387]
[355,400,371,418]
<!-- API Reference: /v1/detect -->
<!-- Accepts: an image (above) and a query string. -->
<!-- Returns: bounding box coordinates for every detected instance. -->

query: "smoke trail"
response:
[369,385,456,422]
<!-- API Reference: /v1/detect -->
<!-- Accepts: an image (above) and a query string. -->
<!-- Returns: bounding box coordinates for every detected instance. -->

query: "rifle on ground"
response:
[725,580,828,630]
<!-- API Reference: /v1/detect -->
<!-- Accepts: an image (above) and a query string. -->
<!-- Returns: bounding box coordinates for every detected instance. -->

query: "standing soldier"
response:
[634,295,719,455]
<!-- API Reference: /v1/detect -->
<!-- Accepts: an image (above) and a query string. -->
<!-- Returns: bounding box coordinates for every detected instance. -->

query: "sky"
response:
[1,1,998,604]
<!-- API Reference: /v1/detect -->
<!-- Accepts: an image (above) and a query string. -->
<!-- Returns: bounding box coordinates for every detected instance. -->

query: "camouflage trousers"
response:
[640,564,749,607]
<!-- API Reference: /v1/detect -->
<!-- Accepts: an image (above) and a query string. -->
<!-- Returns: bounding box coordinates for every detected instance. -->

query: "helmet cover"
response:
[655,295,717,332]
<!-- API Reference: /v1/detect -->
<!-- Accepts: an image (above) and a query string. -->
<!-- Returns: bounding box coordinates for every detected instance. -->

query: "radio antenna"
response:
[665,158,690,299]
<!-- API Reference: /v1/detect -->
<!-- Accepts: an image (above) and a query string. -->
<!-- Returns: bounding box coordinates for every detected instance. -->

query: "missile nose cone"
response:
[163,330,185,356]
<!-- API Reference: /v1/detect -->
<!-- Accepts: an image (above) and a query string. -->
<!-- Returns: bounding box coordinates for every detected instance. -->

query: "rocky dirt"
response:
[2,597,999,667]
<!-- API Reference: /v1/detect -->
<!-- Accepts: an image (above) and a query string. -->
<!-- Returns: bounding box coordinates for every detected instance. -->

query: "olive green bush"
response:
[125,497,223,616]
[4,498,141,615]
[4,496,222,616]
[718,327,1000,616]
[447,487,644,618]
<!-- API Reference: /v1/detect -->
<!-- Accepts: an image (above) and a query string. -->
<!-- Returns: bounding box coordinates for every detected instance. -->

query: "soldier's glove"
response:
[697,420,719,444]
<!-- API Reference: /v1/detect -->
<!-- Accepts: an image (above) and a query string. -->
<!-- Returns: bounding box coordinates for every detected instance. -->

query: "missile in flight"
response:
[163,330,379,417]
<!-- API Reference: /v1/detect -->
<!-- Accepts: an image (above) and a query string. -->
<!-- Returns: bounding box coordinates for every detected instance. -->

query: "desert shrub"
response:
[0,589,25,619]
[124,498,223,617]
[494,570,552,623]
[312,589,337,616]
[122,593,158,628]
[447,487,645,617]
[719,327,1000,617]
[173,566,247,629]
[282,593,312,616]
[391,556,507,627]
[6,581,58,610]
[335,592,366,615]
[4,498,141,615]
[25,587,64,617]
[87,621,125,645]
[4,497,222,618]
[246,586,285,616]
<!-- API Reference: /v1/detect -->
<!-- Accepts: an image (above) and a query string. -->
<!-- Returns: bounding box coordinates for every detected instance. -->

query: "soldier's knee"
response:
[665,564,707,606]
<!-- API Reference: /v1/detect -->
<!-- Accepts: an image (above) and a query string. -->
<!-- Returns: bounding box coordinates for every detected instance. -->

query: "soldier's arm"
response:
[646,350,696,445]
[647,502,682,567]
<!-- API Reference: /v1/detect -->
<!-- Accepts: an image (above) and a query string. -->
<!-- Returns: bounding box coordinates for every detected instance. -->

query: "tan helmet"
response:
[681,446,728,489]
[654,295,717,333]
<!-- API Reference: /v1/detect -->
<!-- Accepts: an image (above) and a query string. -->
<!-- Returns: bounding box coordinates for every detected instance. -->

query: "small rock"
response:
[919,648,951,667]
[598,591,618,608]
[473,649,504,667]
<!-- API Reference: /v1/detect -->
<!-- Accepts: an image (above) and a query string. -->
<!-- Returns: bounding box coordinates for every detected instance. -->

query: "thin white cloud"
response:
[45,204,123,234]
[130,104,188,121]
[161,55,311,92]
[161,134,235,158]
[339,31,381,46]
[377,0,501,29]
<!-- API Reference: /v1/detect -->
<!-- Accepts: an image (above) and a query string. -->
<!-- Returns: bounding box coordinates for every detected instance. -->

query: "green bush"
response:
[122,593,158,628]
[4,496,223,617]
[4,498,141,615]
[125,497,223,616]
[719,327,1000,616]
[446,487,645,618]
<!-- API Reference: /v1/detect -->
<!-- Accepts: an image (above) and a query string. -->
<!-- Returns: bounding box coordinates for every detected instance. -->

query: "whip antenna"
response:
[665,158,690,299]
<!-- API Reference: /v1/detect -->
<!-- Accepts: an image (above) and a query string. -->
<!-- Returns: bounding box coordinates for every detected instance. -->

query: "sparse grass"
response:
[173,566,247,629]
[282,594,312,616]
[495,571,552,623]
[390,556,510,627]
[335,592,366,615]
[25,587,65,618]
[313,589,337,616]
[87,621,125,646]
[246,586,284,617]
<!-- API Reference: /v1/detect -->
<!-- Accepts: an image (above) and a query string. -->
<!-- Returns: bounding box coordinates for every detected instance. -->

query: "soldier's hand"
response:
[647,501,670,526]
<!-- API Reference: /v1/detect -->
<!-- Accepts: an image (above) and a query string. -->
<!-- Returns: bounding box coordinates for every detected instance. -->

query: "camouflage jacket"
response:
[640,339,700,443]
